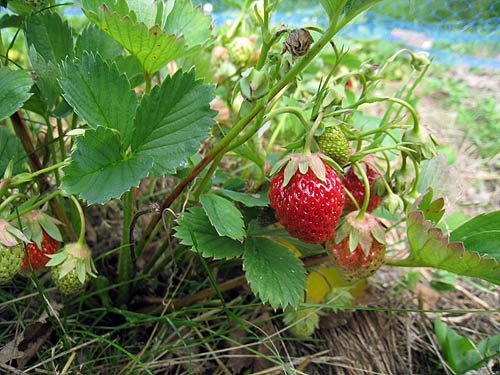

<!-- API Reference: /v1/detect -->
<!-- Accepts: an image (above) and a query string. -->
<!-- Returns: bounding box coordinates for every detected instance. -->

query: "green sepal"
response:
[269,156,290,177]
[348,227,360,252]
[282,158,299,187]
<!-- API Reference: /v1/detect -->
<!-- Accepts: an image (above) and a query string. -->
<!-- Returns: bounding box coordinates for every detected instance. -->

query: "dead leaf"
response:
[0,333,24,363]
[413,282,441,310]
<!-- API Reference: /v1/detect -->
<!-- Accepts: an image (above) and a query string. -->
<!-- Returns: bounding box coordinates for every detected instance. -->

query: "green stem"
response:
[408,155,420,195]
[117,190,134,305]
[44,117,61,186]
[384,257,417,267]
[145,73,152,94]
[7,190,61,221]
[353,145,410,160]
[56,117,67,160]
[266,112,288,154]
[353,161,370,220]
[366,96,420,132]
[304,113,323,155]
[0,193,25,212]
[378,48,415,76]
[69,195,86,244]
[11,161,69,185]
[193,153,223,201]
[343,187,360,211]
[227,105,267,152]
[263,106,309,130]
[0,179,11,201]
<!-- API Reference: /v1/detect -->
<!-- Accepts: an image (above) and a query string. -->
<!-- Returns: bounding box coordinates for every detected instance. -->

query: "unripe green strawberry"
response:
[283,306,319,338]
[51,265,86,295]
[0,219,28,284]
[316,125,350,167]
[47,242,97,295]
[227,37,253,66]
[0,244,24,284]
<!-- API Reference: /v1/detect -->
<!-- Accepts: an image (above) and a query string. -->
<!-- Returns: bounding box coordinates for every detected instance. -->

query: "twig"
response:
[0,363,29,375]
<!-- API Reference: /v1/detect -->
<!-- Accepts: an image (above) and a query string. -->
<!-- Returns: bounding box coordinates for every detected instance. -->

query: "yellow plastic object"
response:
[306,266,367,304]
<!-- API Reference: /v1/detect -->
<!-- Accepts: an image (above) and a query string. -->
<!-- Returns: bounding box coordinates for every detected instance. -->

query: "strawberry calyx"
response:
[21,209,62,250]
[334,212,386,257]
[46,242,97,286]
[269,153,343,188]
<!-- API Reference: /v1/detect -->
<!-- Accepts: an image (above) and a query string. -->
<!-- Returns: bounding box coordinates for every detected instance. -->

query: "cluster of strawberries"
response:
[268,149,385,281]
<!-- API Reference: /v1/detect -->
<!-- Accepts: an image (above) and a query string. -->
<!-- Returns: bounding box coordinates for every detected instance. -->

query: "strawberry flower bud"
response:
[402,126,438,161]
[239,68,269,101]
[382,192,405,215]
[411,51,431,71]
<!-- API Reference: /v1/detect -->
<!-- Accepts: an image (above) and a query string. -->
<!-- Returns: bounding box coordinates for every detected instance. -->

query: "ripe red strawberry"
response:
[268,153,345,244]
[326,212,386,281]
[342,163,382,213]
[22,231,60,271]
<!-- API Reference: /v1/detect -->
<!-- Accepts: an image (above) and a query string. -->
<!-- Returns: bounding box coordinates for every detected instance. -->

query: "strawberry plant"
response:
[0,0,499,371]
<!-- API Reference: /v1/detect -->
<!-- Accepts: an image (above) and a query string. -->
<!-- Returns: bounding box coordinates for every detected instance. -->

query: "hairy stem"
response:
[117,190,134,305]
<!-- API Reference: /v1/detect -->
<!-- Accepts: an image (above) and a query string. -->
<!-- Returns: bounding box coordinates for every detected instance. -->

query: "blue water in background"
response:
[65,0,500,69]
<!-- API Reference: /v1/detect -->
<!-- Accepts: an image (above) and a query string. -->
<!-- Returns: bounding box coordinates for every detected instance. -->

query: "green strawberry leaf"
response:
[318,0,345,22]
[450,211,500,242]
[25,11,74,65]
[0,67,33,121]
[459,231,500,263]
[75,23,124,60]
[173,207,244,259]
[247,220,324,257]
[215,189,270,207]
[417,154,461,209]
[449,209,500,262]
[131,69,216,176]
[112,55,145,88]
[0,14,24,29]
[83,7,186,75]
[416,188,445,224]
[127,0,158,27]
[388,211,500,285]
[243,237,306,310]
[82,0,130,17]
[200,194,246,240]
[59,53,138,150]
[28,46,61,108]
[0,126,28,176]
[341,0,382,26]
[61,127,152,204]
[164,0,213,53]
[435,317,500,374]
